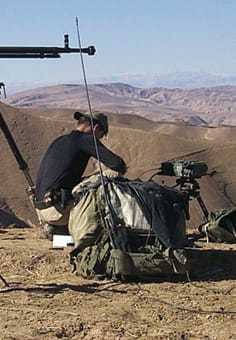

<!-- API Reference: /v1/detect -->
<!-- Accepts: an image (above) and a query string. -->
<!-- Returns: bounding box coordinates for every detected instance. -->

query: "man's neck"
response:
[76,124,91,133]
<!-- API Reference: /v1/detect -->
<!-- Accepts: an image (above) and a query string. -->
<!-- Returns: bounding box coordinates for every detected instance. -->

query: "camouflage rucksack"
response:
[69,175,189,281]
[70,226,188,281]
[201,208,236,243]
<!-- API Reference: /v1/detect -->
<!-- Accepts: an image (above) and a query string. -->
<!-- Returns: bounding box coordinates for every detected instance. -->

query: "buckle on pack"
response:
[34,190,60,210]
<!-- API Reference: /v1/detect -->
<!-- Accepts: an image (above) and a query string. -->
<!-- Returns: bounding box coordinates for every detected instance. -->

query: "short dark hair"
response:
[73,111,109,135]
[74,113,91,125]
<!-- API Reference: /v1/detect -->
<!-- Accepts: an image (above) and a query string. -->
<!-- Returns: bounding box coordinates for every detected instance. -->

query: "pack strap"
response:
[35,189,73,210]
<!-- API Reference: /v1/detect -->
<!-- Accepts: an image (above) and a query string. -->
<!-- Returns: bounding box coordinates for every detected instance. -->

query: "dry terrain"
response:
[0,99,236,339]
[6,83,236,125]
[0,227,235,340]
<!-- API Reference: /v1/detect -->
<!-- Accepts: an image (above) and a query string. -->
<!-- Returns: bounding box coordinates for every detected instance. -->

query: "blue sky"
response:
[1,0,236,84]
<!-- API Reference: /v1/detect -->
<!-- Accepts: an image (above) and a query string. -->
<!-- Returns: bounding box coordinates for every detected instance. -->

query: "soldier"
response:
[35,111,126,239]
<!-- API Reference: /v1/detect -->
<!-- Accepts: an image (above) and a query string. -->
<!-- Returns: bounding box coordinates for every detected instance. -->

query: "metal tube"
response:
[3,84,6,98]
[0,46,95,55]
[0,54,60,58]
[0,112,35,187]
[0,83,6,98]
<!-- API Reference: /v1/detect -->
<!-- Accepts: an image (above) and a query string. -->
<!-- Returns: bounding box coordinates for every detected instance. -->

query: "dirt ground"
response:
[0,225,235,340]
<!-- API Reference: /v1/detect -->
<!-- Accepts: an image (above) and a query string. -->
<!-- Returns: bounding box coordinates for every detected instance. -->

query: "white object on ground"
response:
[52,235,74,248]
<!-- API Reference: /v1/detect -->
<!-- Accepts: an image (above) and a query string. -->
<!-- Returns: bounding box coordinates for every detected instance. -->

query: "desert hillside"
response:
[1,101,236,339]
[6,83,236,126]
[0,100,235,228]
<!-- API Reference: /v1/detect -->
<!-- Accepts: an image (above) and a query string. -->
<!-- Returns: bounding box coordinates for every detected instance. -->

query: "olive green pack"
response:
[202,208,236,243]
[69,175,188,281]
[71,227,188,281]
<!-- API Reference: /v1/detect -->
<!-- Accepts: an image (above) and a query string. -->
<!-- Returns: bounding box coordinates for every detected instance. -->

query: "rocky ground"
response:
[0,225,235,340]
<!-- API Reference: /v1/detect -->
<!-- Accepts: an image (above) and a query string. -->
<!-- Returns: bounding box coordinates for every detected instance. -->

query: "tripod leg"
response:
[197,195,209,220]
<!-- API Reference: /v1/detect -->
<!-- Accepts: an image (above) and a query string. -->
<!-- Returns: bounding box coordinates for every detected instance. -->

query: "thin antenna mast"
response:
[75,17,121,249]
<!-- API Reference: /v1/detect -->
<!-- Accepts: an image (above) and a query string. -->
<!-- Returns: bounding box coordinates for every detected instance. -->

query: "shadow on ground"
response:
[0,208,28,228]
[187,247,236,281]
[0,281,127,295]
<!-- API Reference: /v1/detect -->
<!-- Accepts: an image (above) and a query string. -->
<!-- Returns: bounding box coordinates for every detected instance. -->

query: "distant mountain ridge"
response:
[5,71,236,96]
[97,72,236,88]
[7,82,236,126]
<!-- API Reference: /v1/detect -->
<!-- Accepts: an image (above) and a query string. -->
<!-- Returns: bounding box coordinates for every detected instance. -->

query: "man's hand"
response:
[103,169,121,178]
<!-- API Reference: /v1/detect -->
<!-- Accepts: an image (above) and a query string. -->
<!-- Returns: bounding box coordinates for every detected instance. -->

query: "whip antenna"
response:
[75,18,94,125]
[75,17,103,175]
[75,17,121,249]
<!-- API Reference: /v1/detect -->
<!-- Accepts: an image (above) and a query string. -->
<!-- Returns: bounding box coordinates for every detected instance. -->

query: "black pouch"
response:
[59,189,73,209]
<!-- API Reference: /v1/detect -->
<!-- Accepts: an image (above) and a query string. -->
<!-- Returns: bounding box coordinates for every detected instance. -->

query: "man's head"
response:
[73,111,109,139]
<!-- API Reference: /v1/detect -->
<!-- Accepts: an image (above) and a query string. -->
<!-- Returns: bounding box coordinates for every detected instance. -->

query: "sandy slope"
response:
[0,102,236,339]
[0,227,235,339]
[0,101,235,226]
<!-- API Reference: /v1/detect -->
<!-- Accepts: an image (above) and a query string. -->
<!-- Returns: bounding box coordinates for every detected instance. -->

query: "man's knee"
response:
[37,205,71,240]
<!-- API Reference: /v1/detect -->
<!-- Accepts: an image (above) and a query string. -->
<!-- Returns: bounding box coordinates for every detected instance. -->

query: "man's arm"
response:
[80,134,127,174]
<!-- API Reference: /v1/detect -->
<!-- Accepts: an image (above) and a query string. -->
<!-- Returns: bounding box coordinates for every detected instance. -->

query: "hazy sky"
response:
[1,0,236,84]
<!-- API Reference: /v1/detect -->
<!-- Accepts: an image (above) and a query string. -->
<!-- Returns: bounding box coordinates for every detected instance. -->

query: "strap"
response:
[34,200,53,210]
[34,191,55,209]
[35,188,73,210]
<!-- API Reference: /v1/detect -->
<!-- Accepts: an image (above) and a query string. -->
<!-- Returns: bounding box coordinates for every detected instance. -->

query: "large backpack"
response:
[69,175,189,281]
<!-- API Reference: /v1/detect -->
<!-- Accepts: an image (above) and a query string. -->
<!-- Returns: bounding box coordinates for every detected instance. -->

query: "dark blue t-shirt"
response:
[35,130,126,200]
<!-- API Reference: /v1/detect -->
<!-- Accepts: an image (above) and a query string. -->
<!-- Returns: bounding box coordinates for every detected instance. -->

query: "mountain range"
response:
[6,82,236,126]
[95,71,236,88]
[4,71,236,96]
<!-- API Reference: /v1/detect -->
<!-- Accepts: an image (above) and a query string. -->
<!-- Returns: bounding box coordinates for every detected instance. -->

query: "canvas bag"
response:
[69,175,188,280]
[202,208,236,243]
